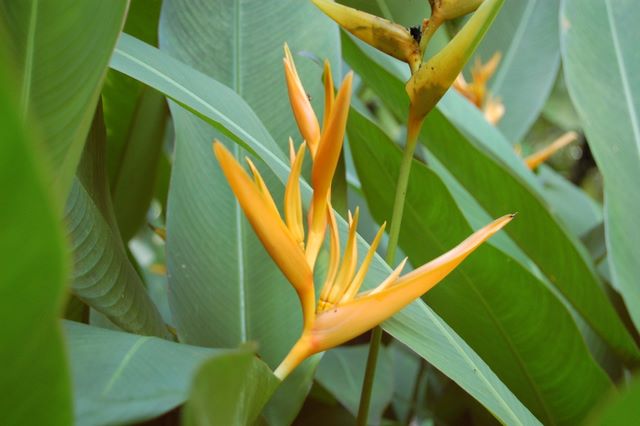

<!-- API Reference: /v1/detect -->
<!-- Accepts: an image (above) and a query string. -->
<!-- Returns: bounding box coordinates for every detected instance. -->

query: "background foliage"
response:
[1,0,639,425]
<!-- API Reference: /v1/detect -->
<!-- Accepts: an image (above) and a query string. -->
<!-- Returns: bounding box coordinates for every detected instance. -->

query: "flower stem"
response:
[356,114,423,426]
[356,326,382,425]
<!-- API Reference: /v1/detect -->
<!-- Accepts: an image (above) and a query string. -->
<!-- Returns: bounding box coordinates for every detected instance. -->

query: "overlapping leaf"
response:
[561,0,640,334]
[0,0,128,197]
[110,35,539,425]
[341,32,640,365]
[349,108,612,425]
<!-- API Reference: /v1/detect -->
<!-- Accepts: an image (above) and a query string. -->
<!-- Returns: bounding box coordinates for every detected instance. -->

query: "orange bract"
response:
[213,45,514,380]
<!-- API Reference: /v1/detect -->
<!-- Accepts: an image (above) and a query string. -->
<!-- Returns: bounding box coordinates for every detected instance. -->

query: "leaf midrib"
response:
[20,0,38,118]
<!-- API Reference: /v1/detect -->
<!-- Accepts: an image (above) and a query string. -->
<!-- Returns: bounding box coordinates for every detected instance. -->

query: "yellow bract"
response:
[213,45,514,380]
[311,0,421,72]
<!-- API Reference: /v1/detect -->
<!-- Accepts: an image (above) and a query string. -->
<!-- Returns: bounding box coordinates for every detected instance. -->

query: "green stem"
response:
[356,326,383,426]
[356,116,423,426]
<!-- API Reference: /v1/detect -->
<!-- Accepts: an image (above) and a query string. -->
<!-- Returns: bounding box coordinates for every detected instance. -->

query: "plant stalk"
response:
[356,114,423,426]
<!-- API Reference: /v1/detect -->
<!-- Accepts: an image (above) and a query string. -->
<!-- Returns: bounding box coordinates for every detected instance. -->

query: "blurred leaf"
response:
[561,0,640,334]
[103,0,166,241]
[536,165,602,238]
[157,0,338,372]
[0,0,128,197]
[65,321,215,426]
[585,375,640,426]
[542,70,582,131]
[65,105,169,338]
[349,108,612,425]
[0,58,71,426]
[471,0,560,142]
[182,345,279,426]
[262,355,322,426]
[110,35,539,426]
[315,345,394,423]
[389,342,422,423]
[342,32,640,365]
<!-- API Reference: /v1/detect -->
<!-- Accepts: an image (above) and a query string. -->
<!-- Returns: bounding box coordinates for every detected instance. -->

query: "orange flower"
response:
[525,131,578,170]
[213,45,514,380]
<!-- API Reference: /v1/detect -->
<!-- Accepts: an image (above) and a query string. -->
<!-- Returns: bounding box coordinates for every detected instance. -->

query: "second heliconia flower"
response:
[212,45,514,380]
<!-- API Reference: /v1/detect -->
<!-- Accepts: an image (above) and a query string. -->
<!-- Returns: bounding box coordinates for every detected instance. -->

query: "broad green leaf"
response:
[315,345,394,423]
[183,345,279,426]
[103,0,167,241]
[0,58,71,426]
[0,0,128,197]
[349,108,612,425]
[585,375,640,426]
[471,0,560,142]
[110,36,539,425]
[561,0,640,334]
[64,321,215,426]
[341,31,640,364]
[65,106,169,338]
[157,0,338,370]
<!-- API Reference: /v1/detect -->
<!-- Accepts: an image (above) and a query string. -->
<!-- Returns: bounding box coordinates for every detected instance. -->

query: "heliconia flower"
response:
[525,131,578,170]
[406,0,504,129]
[283,43,320,154]
[213,45,514,381]
[282,44,353,269]
[429,0,484,21]
[453,52,505,124]
[311,0,421,72]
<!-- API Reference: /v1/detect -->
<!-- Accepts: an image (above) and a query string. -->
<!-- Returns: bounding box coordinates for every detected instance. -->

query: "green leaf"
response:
[65,105,169,338]
[0,55,71,426]
[542,71,582,131]
[315,345,394,423]
[64,321,215,426]
[561,0,640,334]
[1,0,128,197]
[103,0,166,241]
[110,87,168,240]
[471,0,561,142]
[348,108,612,425]
[157,0,338,370]
[536,165,602,238]
[110,35,539,426]
[585,375,640,426]
[182,345,279,426]
[341,31,640,365]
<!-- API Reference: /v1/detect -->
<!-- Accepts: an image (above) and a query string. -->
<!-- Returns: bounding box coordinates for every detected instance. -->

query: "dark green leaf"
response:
[349,108,612,425]
[0,60,71,426]
[342,32,640,365]
[103,0,166,241]
[65,106,169,338]
[182,345,279,426]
